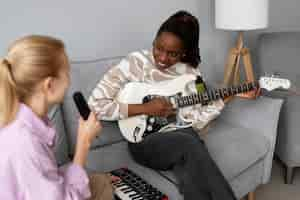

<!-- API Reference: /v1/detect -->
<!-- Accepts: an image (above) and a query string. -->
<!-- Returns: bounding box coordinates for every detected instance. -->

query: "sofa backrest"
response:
[48,104,70,165]
[257,32,300,84]
[61,57,125,154]
[257,32,300,106]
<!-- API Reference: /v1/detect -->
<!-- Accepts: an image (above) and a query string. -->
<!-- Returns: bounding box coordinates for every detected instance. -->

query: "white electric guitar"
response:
[117,74,291,143]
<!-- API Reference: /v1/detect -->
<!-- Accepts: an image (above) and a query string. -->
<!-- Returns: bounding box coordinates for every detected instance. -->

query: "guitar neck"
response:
[176,81,259,108]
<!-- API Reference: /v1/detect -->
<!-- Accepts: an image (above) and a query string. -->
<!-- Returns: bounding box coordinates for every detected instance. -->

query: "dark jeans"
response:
[128,128,237,200]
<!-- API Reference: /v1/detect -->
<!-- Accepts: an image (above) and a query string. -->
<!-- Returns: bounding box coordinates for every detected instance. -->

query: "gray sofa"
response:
[256,32,300,184]
[49,56,283,200]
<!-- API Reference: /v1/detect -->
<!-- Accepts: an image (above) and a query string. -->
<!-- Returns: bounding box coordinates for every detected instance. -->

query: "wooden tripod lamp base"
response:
[223,32,255,86]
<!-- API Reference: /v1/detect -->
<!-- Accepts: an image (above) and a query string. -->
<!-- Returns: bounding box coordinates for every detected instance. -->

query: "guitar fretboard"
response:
[176,81,259,107]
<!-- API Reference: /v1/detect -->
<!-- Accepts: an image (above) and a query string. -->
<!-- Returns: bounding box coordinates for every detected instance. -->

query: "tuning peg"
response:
[271,71,281,78]
[263,72,272,78]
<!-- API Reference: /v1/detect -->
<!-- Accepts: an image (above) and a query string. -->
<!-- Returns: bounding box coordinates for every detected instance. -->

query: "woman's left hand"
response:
[236,87,261,99]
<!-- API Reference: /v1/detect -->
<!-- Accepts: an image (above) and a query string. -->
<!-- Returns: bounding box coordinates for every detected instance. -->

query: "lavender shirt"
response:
[0,104,91,200]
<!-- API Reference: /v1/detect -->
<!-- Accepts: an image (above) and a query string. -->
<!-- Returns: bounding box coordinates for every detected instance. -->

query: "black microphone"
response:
[73,91,91,120]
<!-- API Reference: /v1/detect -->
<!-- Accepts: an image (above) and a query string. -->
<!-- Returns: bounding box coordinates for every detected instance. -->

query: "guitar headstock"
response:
[259,76,291,91]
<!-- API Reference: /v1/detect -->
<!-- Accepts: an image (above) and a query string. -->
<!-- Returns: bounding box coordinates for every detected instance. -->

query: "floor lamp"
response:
[215,0,269,86]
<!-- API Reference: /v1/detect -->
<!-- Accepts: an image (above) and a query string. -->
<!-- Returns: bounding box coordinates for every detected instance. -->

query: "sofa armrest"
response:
[219,96,283,183]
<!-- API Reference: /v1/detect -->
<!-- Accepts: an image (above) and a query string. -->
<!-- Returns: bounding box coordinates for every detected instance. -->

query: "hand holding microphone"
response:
[73,91,102,140]
[73,92,91,120]
[73,92,102,166]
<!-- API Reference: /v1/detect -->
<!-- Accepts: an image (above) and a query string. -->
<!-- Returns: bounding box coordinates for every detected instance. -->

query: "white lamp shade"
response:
[215,0,269,30]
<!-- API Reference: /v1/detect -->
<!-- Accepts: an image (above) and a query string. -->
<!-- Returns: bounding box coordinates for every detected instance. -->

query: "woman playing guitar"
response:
[89,10,259,200]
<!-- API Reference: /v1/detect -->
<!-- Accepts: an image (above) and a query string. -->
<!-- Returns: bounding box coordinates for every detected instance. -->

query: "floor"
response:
[244,159,300,200]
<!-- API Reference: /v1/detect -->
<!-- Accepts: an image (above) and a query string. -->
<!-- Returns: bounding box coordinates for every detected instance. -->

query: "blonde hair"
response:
[0,35,66,127]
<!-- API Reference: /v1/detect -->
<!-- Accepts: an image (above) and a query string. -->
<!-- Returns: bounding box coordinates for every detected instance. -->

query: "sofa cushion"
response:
[86,119,269,190]
[158,119,269,184]
[86,141,183,200]
[61,57,125,153]
[275,101,300,165]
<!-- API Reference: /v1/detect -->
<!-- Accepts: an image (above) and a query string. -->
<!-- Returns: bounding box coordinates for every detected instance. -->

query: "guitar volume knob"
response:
[148,117,155,124]
[147,126,153,132]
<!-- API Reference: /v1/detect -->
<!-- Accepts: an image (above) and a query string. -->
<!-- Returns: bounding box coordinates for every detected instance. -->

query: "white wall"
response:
[1,0,297,83]
[0,0,233,83]
[269,0,300,31]
[0,0,214,60]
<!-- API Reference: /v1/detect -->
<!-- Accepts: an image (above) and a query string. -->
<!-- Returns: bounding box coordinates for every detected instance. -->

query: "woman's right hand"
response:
[143,97,175,117]
[74,112,102,167]
[77,112,102,145]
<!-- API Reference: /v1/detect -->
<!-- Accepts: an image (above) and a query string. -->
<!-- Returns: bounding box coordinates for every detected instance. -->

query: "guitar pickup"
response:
[133,127,141,142]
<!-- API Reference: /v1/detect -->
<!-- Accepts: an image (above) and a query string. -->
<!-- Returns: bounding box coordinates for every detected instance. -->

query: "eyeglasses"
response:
[152,42,183,60]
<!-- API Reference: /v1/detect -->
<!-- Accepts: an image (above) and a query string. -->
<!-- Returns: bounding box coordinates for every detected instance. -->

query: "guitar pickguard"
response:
[141,94,180,138]
[117,74,196,143]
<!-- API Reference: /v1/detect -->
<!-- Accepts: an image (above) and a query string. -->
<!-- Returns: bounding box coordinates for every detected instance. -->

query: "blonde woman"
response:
[0,35,113,200]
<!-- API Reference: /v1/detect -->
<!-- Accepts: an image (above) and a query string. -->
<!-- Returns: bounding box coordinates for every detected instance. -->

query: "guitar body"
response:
[117,74,196,143]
